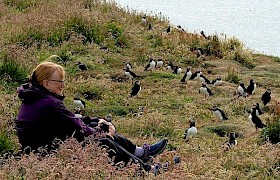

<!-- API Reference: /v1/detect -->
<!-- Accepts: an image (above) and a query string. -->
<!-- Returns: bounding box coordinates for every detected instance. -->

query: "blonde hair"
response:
[30,61,65,86]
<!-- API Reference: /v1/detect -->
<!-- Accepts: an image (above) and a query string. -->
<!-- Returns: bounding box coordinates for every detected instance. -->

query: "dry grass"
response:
[0,0,280,179]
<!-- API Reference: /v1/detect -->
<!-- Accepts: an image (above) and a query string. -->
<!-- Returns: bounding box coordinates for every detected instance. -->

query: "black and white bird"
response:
[181,68,192,83]
[200,31,208,39]
[246,79,256,95]
[155,60,164,69]
[167,61,182,74]
[167,61,173,70]
[177,25,185,32]
[237,82,247,96]
[211,106,228,121]
[223,132,237,151]
[166,26,171,33]
[249,104,266,130]
[148,23,153,30]
[124,61,132,70]
[190,70,201,80]
[194,47,204,58]
[76,61,88,71]
[261,89,271,106]
[130,80,141,98]
[255,103,263,116]
[141,16,147,25]
[172,66,182,75]
[124,67,138,82]
[74,97,86,109]
[144,58,156,71]
[74,106,83,118]
[184,119,197,142]
[199,82,213,99]
[199,74,211,84]
[167,61,174,73]
[211,76,223,86]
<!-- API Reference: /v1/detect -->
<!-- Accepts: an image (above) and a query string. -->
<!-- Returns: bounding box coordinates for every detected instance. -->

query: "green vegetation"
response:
[0,0,279,179]
[0,131,15,155]
[4,0,38,11]
[262,121,280,144]
[0,55,28,83]
[225,67,242,84]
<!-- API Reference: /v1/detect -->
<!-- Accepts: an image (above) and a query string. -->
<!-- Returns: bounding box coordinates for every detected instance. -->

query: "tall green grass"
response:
[0,54,28,84]
[0,131,15,156]
[262,121,280,144]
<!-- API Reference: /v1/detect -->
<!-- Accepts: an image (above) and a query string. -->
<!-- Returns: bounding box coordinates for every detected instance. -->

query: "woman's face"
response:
[43,70,65,95]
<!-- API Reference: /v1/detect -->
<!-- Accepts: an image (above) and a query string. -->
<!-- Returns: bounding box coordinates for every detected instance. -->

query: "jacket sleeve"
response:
[52,100,94,137]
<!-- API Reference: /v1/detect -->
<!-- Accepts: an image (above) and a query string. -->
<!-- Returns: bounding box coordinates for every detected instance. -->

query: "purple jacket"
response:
[16,83,94,152]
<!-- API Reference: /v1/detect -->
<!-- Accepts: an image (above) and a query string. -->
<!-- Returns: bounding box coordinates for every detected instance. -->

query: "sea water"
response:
[114,0,280,57]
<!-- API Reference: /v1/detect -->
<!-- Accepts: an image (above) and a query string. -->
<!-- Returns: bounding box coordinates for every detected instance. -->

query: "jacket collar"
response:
[18,83,65,101]
[33,84,65,100]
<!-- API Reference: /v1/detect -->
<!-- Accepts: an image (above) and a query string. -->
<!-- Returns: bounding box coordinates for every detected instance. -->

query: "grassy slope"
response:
[0,0,279,179]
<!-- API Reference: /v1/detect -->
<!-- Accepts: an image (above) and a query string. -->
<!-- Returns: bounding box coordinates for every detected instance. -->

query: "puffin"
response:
[249,104,266,130]
[148,23,153,31]
[211,106,228,121]
[184,119,198,142]
[155,60,164,69]
[166,26,171,33]
[211,76,223,86]
[195,47,204,58]
[141,16,147,25]
[190,70,201,80]
[74,106,83,118]
[223,132,237,151]
[180,68,192,83]
[130,80,141,98]
[177,25,185,32]
[261,89,271,106]
[167,61,173,71]
[124,61,132,70]
[237,82,247,96]
[74,97,86,109]
[199,82,213,99]
[144,58,156,71]
[255,103,263,116]
[124,67,138,82]
[246,79,256,95]
[172,66,182,75]
[199,74,211,84]
[200,31,208,39]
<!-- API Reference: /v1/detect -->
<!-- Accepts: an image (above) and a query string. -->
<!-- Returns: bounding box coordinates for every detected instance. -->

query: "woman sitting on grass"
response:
[16,61,168,172]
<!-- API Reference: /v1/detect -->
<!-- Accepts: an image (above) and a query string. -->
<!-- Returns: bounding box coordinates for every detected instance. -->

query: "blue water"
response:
[114,0,280,57]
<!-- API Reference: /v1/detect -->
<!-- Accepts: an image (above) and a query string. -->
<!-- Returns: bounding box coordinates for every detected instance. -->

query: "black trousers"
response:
[98,133,137,164]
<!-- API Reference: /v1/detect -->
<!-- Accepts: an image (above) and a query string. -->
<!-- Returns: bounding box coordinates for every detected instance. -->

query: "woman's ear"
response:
[42,79,49,89]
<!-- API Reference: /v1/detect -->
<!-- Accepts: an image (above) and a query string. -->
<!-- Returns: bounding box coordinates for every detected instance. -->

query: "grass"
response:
[0,131,15,155]
[0,0,280,179]
[0,55,28,82]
